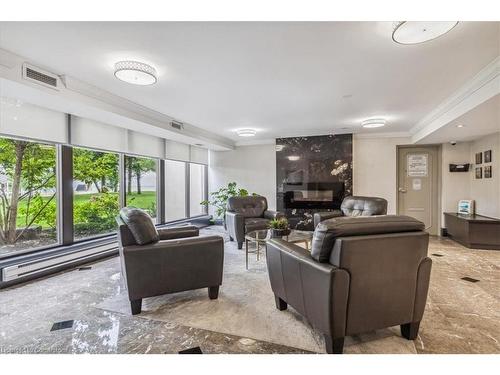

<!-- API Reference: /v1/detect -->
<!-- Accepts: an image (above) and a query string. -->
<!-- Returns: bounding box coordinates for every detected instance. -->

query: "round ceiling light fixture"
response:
[362,118,386,128]
[114,61,158,85]
[236,129,257,137]
[392,21,458,45]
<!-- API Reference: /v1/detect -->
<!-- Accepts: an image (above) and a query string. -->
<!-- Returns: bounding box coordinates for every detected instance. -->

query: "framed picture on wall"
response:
[475,167,482,179]
[484,165,492,178]
[475,152,482,164]
[484,150,492,163]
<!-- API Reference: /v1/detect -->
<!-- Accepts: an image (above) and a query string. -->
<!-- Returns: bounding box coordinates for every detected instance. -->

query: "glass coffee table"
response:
[244,229,313,270]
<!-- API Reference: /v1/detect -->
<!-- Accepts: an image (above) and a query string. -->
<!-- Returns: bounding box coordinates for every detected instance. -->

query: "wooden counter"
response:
[444,212,500,250]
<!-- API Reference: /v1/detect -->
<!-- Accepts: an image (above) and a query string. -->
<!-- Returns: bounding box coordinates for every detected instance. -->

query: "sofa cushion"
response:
[227,196,268,218]
[119,207,159,245]
[311,215,425,262]
[245,217,270,232]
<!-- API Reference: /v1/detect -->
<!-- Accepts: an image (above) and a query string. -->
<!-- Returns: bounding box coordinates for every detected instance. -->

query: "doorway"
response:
[397,145,440,235]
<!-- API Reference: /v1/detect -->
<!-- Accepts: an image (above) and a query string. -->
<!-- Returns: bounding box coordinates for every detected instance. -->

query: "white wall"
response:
[209,137,412,216]
[437,132,500,224]
[440,142,472,222]
[352,136,411,214]
[470,132,500,218]
[208,144,277,215]
[209,133,500,228]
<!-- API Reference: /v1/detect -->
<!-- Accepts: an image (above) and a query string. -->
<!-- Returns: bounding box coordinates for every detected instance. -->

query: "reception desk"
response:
[444,212,500,250]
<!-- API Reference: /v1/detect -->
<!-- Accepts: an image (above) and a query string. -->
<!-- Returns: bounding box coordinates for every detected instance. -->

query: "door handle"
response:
[398,187,407,193]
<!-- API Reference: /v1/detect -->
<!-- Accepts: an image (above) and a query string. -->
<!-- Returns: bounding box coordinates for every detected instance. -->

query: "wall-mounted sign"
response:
[407,154,428,177]
[412,178,422,191]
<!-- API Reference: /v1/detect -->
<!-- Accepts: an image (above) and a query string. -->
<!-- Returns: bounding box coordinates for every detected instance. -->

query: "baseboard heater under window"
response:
[1,242,117,282]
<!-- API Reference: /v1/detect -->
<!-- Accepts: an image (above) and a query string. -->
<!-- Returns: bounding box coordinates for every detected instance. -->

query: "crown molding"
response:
[233,131,413,146]
[410,56,500,143]
[353,131,412,140]
[234,138,276,147]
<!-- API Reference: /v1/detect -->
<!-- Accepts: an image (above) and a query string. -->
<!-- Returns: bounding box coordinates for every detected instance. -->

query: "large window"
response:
[0,137,58,256]
[1,105,209,259]
[165,160,186,222]
[72,147,120,240]
[189,163,207,217]
[125,155,157,220]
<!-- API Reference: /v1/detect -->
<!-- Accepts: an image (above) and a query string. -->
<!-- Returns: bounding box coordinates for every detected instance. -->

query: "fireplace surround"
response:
[276,134,353,230]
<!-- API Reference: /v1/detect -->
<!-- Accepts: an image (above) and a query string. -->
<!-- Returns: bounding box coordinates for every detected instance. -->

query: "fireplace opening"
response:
[283,182,345,209]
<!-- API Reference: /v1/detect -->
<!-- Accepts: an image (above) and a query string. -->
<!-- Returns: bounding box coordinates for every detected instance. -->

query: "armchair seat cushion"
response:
[119,207,159,245]
[245,217,270,232]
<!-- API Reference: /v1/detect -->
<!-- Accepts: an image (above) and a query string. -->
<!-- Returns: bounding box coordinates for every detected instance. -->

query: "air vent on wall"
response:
[170,121,184,130]
[22,63,59,90]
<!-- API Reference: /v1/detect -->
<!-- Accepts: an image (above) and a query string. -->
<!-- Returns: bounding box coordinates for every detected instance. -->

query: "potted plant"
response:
[200,182,254,227]
[268,217,291,238]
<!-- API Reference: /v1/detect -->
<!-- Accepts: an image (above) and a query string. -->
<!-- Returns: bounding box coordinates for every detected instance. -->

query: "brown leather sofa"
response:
[225,196,284,249]
[116,207,224,315]
[313,196,388,228]
[266,215,431,354]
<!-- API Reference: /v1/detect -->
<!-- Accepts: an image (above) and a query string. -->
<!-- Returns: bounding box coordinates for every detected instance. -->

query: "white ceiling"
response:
[417,94,500,144]
[0,21,498,143]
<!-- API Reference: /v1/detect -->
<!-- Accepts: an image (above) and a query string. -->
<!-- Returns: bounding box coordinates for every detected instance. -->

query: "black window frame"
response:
[0,128,209,261]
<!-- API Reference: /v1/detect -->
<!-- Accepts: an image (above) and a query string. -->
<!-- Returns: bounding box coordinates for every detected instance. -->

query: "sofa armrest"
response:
[122,235,224,300]
[266,239,350,338]
[264,210,285,220]
[313,211,343,228]
[123,235,221,255]
[267,238,336,275]
[157,225,199,240]
[225,211,245,243]
[413,257,432,323]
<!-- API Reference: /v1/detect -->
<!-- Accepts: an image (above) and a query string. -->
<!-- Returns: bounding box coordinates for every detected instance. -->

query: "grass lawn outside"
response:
[16,191,156,229]
[125,191,156,212]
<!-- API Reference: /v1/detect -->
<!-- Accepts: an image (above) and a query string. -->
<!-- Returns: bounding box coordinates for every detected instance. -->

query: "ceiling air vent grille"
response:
[170,121,184,130]
[22,63,59,90]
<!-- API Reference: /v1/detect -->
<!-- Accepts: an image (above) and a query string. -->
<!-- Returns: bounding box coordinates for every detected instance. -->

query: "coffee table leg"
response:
[245,239,249,270]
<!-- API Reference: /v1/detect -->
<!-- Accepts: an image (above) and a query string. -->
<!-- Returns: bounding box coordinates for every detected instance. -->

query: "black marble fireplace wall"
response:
[276,134,353,230]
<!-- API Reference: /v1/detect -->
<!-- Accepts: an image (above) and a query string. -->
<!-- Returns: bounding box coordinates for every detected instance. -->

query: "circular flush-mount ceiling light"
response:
[392,21,458,45]
[362,118,386,128]
[236,129,257,137]
[114,61,158,85]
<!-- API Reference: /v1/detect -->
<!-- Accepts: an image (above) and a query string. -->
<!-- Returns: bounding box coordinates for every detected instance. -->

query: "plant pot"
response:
[270,228,291,238]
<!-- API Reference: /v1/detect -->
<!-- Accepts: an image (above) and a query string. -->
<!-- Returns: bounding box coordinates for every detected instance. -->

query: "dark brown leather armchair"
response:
[225,196,284,249]
[313,196,388,228]
[266,215,431,354]
[116,210,224,315]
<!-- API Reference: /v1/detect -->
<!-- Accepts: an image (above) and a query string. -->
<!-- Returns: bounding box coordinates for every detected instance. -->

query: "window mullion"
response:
[57,144,74,245]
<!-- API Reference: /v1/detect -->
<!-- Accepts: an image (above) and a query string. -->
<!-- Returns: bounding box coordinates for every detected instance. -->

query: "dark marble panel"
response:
[179,346,203,354]
[50,320,74,331]
[276,134,352,230]
[461,277,480,283]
